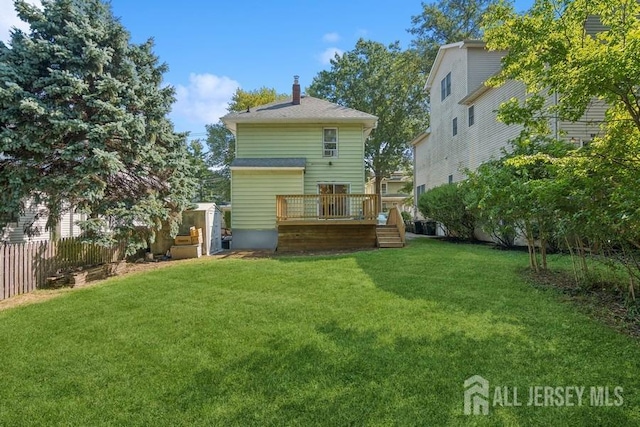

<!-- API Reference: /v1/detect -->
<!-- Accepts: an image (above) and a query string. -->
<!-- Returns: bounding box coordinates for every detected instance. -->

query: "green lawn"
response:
[1,239,639,426]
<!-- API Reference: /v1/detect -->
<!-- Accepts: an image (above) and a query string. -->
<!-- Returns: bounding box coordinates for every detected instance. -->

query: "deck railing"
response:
[276,194,378,222]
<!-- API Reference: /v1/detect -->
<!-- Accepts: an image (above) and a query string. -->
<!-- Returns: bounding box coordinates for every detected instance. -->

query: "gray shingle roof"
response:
[222,96,377,134]
[230,158,307,169]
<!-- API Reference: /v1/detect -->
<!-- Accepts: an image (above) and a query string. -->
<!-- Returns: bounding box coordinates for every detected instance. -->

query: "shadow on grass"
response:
[165,318,633,426]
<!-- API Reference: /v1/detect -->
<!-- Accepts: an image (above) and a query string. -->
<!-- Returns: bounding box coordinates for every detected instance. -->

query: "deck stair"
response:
[376,225,404,248]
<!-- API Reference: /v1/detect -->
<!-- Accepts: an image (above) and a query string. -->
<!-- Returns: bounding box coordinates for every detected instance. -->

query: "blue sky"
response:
[0,0,533,139]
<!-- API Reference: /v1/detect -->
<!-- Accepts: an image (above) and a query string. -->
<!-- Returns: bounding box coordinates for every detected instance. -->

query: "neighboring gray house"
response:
[412,40,606,223]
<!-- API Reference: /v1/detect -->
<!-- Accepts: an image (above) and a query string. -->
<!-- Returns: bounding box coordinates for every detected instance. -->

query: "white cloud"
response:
[0,0,41,44]
[322,32,340,43]
[319,47,344,65]
[172,73,240,127]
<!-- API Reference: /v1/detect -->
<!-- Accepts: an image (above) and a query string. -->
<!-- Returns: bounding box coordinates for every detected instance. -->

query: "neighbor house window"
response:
[381,183,387,194]
[448,175,453,184]
[440,72,451,101]
[452,117,458,136]
[323,128,338,157]
[468,105,475,126]
[416,184,425,198]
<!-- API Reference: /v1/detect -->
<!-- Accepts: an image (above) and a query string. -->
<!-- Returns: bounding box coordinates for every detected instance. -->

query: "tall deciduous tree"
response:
[484,0,640,127]
[204,87,287,202]
[408,0,499,71]
[0,0,195,251]
[227,87,288,113]
[186,139,225,203]
[308,40,428,209]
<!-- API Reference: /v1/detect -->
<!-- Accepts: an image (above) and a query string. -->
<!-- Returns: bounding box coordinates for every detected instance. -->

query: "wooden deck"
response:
[276,194,379,252]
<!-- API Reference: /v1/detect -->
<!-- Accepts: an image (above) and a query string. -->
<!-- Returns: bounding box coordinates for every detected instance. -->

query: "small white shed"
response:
[181,203,223,255]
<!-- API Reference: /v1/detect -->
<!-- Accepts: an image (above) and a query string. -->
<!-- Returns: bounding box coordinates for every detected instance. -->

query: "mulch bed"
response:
[522,268,640,339]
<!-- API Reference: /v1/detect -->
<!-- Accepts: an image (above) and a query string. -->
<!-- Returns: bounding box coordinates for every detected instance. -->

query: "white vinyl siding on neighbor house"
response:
[468,79,526,171]
[58,210,87,238]
[236,123,366,194]
[416,41,607,195]
[1,199,50,243]
[466,47,506,93]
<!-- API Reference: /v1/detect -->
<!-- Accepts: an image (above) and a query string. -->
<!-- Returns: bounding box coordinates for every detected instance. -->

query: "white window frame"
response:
[381,183,387,195]
[452,117,458,136]
[468,105,475,126]
[323,128,338,158]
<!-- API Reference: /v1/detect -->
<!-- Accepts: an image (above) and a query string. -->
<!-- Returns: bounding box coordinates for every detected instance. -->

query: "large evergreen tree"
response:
[0,0,195,251]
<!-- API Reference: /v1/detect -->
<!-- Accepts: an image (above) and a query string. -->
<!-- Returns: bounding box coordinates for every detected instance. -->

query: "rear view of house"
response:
[222,76,380,251]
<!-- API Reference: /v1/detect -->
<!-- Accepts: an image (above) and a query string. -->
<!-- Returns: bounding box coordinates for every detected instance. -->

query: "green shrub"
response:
[401,211,412,221]
[418,183,476,240]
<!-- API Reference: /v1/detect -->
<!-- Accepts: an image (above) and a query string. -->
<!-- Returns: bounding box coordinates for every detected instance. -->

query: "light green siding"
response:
[231,169,303,229]
[236,124,366,193]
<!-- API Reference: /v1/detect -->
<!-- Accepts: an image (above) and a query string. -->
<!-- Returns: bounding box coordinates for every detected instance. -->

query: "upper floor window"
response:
[448,174,454,184]
[452,117,458,136]
[381,183,387,194]
[468,105,475,126]
[440,72,451,101]
[323,128,338,157]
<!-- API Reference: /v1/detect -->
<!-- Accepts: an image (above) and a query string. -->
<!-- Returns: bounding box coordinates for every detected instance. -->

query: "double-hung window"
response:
[440,72,451,101]
[323,128,338,157]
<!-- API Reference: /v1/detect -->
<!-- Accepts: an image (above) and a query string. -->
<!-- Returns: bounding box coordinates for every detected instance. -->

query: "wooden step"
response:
[378,241,404,248]
[375,226,404,248]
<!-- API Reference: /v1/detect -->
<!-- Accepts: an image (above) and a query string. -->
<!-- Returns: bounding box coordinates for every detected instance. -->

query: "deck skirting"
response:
[277,222,377,252]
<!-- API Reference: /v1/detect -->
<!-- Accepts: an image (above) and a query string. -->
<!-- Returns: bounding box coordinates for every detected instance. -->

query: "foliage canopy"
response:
[0,0,195,250]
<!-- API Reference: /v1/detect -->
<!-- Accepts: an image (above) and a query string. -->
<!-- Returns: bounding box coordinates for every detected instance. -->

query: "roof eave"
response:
[410,129,431,146]
[230,166,305,171]
[424,40,486,91]
[223,117,378,135]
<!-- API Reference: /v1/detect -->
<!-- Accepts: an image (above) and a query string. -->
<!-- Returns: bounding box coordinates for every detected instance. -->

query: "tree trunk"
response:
[577,236,588,275]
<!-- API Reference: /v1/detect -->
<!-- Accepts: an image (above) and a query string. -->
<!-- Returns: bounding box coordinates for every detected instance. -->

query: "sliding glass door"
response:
[318,184,349,218]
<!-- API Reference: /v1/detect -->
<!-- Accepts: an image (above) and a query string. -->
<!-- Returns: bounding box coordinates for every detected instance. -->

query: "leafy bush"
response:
[418,183,476,240]
[401,211,412,221]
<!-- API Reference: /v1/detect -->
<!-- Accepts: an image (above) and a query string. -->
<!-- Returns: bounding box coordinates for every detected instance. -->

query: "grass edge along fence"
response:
[1,238,126,301]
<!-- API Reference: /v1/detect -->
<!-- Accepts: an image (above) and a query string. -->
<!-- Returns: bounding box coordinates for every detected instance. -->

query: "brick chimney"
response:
[292,75,301,105]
